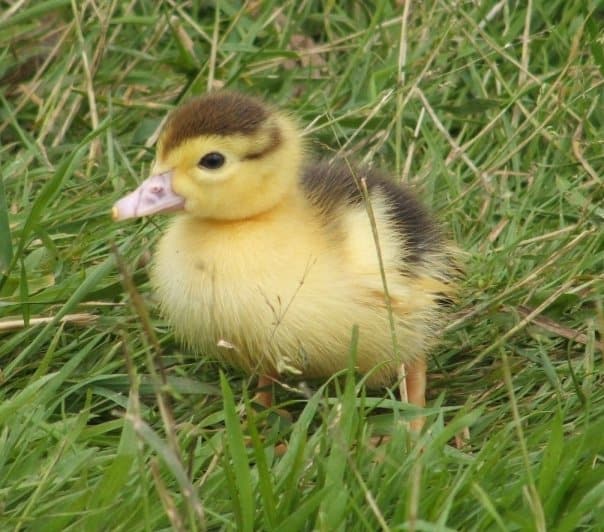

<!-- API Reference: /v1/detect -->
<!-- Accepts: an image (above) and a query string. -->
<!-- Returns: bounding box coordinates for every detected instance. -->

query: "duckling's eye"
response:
[198,152,225,170]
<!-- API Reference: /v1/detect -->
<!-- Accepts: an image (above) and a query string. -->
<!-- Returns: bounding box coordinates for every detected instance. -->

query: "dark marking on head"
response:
[242,126,282,161]
[301,160,443,265]
[160,91,270,156]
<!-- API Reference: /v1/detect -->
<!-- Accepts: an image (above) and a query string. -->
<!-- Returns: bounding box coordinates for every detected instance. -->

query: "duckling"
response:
[113,91,458,431]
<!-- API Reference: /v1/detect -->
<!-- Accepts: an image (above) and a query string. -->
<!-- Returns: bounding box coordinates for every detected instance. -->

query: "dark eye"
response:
[198,152,225,169]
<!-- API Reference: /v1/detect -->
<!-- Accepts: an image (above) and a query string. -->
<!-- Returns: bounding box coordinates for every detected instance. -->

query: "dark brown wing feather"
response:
[301,160,443,265]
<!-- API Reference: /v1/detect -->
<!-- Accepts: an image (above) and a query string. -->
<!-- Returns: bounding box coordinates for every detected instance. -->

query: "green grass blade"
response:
[0,173,12,274]
[4,246,117,376]
[220,373,254,532]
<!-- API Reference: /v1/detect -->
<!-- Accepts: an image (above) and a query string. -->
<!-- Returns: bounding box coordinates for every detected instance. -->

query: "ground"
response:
[0,1,603,530]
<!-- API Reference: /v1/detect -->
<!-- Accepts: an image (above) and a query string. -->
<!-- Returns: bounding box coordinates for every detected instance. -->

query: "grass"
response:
[1,0,603,530]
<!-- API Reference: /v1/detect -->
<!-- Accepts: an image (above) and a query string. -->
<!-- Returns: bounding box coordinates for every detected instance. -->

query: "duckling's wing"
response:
[301,160,443,267]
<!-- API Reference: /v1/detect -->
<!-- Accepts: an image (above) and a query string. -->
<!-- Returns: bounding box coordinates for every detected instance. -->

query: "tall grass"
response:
[1,1,603,530]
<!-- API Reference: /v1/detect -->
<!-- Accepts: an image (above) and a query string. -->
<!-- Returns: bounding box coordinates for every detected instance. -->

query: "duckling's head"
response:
[113,92,303,221]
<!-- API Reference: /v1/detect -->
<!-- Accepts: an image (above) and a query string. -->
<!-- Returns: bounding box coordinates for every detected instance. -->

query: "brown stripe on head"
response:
[242,125,282,160]
[159,91,271,158]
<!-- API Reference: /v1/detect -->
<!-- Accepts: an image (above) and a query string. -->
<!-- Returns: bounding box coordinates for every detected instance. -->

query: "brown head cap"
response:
[159,91,271,157]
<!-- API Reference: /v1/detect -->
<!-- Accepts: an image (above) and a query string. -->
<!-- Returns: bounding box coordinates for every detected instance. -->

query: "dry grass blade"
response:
[0,312,97,332]
[510,305,603,351]
[414,87,492,192]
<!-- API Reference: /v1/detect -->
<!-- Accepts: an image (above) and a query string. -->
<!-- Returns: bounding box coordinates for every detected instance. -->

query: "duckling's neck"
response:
[172,184,320,266]
[197,182,307,227]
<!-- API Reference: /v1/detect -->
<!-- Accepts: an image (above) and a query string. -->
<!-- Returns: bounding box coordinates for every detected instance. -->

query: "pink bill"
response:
[112,171,185,221]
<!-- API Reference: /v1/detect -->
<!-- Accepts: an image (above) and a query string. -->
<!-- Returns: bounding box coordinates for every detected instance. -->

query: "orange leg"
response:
[401,360,470,445]
[253,374,275,408]
[400,358,426,433]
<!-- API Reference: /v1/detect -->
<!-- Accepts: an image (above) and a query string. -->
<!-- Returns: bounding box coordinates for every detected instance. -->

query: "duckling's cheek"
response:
[171,172,196,197]
[170,173,203,212]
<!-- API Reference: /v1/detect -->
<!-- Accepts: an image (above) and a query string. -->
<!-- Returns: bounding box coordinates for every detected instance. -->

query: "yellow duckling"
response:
[113,91,458,430]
